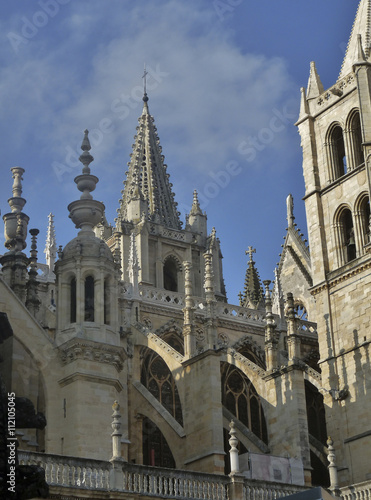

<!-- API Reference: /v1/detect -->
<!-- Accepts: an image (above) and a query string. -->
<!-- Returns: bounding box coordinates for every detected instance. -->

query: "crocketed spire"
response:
[339,0,371,79]
[118,95,181,229]
[240,247,264,310]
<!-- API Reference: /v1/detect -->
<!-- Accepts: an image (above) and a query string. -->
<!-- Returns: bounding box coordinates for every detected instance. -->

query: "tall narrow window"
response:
[332,126,346,178]
[84,275,94,322]
[70,278,76,323]
[221,363,268,444]
[163,257,178,292]
[341,209,356,262]
[142,417,175,468]
[349,111,364,169]
[104,279,110,325]
[360,196,370,246]
[141,348,183,425]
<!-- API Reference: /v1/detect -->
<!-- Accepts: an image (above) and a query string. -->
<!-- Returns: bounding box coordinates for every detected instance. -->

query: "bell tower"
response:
[296,0,371,485]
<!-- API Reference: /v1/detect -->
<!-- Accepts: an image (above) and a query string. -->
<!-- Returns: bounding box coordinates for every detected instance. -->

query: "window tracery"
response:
[221,363,267,443]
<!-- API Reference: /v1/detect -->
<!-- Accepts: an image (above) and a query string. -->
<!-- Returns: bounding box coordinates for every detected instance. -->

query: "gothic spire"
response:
[339,0,371,80]
[118,95,181,229]
[240,247,264,310]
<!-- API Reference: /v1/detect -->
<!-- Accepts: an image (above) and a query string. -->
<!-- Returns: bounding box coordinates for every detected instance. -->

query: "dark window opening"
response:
[332,126,347,178]
[70,278,76,323]
[221,363,268,444]
[305,380,327,445]
[104,279,110,325]
[351,112,364,168]
[141,348,183,426]
[163,258,178,292]
[341,209,356,262]
[360,197,370,245]
[84,275,95,322]
[142,417,175,468]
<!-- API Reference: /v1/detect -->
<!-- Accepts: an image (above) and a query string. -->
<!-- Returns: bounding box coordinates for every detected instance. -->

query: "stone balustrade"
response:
[340,480,371,500]
[18,451,313,500]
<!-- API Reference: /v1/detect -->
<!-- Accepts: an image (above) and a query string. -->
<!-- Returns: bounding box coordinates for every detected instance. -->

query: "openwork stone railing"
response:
[244,481,305,500]
[296,319,317,336]
[340,480,371,500]
[218,303,266,324]
[18,451,229,499]
[140,286,186,308]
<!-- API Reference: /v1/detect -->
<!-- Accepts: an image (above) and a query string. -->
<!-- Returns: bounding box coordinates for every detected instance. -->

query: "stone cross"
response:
[246,246,256,262]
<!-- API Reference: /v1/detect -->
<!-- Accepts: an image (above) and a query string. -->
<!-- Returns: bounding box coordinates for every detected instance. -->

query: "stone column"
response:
[263,280,278,371]
[183,261,196,358]
[228,420,244,500]
[286,293,301,363]
[110,401,125,490]
[327,437,340,497]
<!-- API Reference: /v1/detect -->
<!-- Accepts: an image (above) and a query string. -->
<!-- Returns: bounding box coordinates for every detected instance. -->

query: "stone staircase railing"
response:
[340,480,371,500]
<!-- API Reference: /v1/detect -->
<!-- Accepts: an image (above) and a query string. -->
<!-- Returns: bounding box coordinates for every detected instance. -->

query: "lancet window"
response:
[141,348,183,426]
[70,277,76,323]
[163,256,179,292]
[84,275,95,322]
[327,124,347,180]
[221,363,268,443]
[142,417,175,468]
[348,110,364,170]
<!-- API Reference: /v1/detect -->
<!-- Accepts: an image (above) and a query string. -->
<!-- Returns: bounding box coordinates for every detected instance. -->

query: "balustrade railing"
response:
[340,480,371,500]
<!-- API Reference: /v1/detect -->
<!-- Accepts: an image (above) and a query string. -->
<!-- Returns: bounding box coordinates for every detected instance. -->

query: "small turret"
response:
[187,190,207,239]
[239,247,264,310]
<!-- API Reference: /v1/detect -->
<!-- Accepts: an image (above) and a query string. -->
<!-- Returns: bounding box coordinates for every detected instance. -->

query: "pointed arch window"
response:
[349,111,364,169]
[334,208,356,266]
[163,257,179,292]
[305,381,327,445]
[221,363,268,444]
[141,348,183,425]
[84,275,95,322]
[70,277,76,323]
[328,125,347,180]
[104,278,110,325]
[357,195,370,248]
[142,417,175,468]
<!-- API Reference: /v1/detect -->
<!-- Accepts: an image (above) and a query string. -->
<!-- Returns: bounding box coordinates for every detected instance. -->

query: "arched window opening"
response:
[305,381,327,445]
[104,279,110,325]
[294,303,308,320]
[163,257,178,292]
[237,346,266,370]
[359,196,370,246]
[340,209,356,263]
[349,112,364,169]
[70,278,76,323]
[221,363,268,444]
[142,417,175,468]
[141,348,183,426]
[330,126,347,179]
[84,275,95,322]
[310,451,330,488]
[162,332,184,356]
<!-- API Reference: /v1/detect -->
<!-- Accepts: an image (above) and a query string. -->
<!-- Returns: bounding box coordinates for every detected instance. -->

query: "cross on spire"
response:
[246,246,256,262]
[142,64,148,100]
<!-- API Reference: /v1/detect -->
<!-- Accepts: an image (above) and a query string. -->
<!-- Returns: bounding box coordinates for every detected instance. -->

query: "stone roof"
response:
[118,94,181,229]
[339,0,371,79]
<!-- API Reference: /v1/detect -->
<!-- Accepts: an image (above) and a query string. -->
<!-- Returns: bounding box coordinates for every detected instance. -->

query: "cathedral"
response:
[1,0,371,498]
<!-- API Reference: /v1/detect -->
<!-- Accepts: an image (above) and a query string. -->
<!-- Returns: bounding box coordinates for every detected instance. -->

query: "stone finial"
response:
[327,437,340,495]
[190,190,202,216]
[306,61,324,100]
[246,246,256,262]
[111,401,122,461]
[44,213,57,274]
[67,130,105,232]
[3,168,29,252]
[229,420,240,474]
[79,129,94,174]
[286,194,295,228]
[128,233,140,298]
[26,229,41,314]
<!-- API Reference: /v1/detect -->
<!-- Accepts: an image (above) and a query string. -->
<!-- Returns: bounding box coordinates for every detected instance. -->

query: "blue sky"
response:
[0,0,359,303]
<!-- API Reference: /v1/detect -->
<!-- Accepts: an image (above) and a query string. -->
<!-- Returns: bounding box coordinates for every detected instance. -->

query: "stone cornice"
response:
[310,257,371,295]
[58,338,126,372]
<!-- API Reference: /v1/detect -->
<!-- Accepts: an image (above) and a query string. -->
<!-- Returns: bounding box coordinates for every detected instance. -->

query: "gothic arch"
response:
[221,362,268,444]
[333,204,356,266]
[326,122,347,181]
[346,109,364,170]
[140,346,184,426]
[232,336,266,369]
[163,254,183,292]
[354,192,370,250]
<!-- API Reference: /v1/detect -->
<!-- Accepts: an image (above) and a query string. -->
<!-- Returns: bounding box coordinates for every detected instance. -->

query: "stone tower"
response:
[296,0,371,485]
